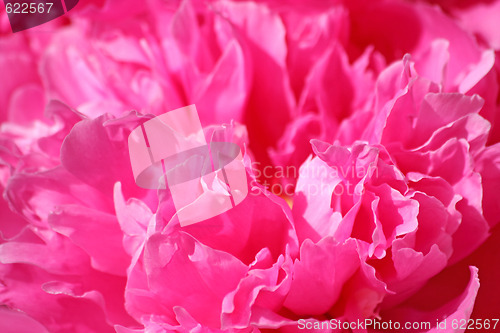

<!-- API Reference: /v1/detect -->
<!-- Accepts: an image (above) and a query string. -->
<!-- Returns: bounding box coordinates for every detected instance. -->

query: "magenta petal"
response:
[0,231,90,275]
[283,238,359,315]
[0,264,116,332]
[113,182,151,257]
[126,231,248,328]
[427,267,480,332]
[48,205,129,276]
[0,190,28,240]
[475,143,500,227]
[5,166,112,228]
[0,308,49,333]
[60,114,139,198]
[194,40,250,125]
[221,251,293,329]
[380,266,480,332]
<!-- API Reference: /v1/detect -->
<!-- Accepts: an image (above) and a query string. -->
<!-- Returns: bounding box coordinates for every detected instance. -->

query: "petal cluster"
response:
[0,0,499,332]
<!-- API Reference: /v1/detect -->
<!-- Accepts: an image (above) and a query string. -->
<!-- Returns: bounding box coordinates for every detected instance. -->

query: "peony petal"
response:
[48,205,129,276]
[283,238,359,315]
[0,308,49,333]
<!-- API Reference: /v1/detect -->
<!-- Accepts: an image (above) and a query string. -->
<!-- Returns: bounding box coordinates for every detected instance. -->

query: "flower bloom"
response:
[0,0,499,332]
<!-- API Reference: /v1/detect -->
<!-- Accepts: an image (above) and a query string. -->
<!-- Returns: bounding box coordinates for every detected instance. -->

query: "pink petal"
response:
[48,205,129,276]
[0,308,49,333]
[283,238,359,315]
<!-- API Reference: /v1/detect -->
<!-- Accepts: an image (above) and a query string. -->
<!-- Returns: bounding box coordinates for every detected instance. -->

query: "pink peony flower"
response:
[0,0,499,332]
